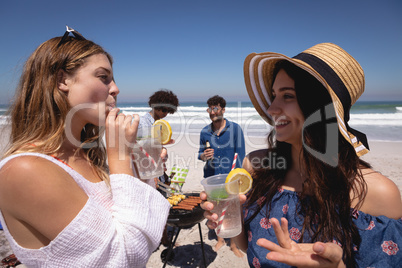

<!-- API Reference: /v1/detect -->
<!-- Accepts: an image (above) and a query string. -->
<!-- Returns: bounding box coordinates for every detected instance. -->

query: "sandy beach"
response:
[146,133,402,267]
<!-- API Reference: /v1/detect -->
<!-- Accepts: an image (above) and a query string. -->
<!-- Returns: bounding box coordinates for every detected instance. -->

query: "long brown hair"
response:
[3,35,111,182]
[245,60,369,267]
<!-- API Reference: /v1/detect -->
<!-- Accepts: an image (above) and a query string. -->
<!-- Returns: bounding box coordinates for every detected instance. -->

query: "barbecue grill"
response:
[161,192,207,268]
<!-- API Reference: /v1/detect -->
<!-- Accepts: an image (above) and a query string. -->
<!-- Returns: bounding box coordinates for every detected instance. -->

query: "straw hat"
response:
[244,43,369,157]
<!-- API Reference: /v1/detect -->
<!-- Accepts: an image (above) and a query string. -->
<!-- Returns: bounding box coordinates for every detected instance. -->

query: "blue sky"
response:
[0,0,401,104]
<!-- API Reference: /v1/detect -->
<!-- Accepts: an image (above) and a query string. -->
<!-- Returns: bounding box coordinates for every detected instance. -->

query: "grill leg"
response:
[198,223,207,267]
[162,227,181,268]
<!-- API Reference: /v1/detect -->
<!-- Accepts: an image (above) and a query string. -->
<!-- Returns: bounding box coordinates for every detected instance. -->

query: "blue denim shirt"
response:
[198,119,245,178]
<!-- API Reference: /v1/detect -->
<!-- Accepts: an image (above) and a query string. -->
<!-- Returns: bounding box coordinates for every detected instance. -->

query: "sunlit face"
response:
[61,54,119,127]
[207,105,225,122]
[268,69,304,147]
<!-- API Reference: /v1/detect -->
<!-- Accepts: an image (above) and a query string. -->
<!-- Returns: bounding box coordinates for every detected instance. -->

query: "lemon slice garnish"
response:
[225,168,253,194]
[153,119,172,145]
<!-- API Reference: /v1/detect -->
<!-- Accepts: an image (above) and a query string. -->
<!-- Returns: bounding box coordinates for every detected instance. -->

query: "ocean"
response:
[117,100,402,142]
[1,101,401,142]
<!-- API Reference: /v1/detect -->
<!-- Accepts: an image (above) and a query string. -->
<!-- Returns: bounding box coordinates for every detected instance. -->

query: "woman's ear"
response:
[57,70,69,92]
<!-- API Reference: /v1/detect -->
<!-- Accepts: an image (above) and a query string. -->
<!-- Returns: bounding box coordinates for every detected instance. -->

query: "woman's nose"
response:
[109,81,120,97]
[267,98,280,116]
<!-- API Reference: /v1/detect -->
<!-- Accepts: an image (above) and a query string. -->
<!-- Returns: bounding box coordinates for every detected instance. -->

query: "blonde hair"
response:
[4,36,112,183]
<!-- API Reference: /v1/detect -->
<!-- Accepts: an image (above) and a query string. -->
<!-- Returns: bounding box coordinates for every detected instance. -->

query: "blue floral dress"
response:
[244,188,402,267]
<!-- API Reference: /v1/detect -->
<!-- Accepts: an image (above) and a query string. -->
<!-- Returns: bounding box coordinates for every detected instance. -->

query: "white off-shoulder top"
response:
[0,153,170,267]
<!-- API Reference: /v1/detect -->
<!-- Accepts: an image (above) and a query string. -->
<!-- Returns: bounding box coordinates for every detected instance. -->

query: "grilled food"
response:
[167,195,202,210]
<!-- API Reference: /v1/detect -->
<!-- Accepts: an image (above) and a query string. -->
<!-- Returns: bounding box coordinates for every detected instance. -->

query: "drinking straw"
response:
[216,193,233,235]
[231,153,238,170]
[139,146,158,168]
[216,208,227,235]
[216,153,238,235]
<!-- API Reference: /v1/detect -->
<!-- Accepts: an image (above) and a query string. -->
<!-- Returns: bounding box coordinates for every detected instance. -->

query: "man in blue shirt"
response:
[198,95,245,178]
[198,95,245,256]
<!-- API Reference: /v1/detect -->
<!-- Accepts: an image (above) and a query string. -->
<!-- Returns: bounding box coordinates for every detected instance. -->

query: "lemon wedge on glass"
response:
[225,168,253,194]
[153,119,172,145]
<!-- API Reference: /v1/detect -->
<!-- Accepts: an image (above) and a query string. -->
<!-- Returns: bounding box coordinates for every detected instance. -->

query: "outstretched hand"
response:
[257,218,345,268]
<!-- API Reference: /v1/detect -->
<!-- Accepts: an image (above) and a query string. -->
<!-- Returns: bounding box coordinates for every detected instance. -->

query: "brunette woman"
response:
[202,43,402,267]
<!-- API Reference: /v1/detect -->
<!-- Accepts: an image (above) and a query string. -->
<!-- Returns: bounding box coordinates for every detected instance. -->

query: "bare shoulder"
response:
[243,149,269,174]
[0,155,89,244]
[0,155,53,189]
[360,168,402,219]
[0,155,87,222]
[0,155,69,188]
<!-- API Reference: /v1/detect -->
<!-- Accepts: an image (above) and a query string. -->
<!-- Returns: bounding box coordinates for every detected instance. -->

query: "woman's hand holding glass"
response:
[257,217,345,268]
[106,108,139,175]
[200,192,247,229]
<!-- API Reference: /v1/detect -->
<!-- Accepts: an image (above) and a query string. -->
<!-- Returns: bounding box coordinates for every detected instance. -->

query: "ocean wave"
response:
[119,106,257,113]
[0,116,9,125]
[122,110,402,127]
[119,106,149,111]
[396,107,402,112]
[349,120,402,126]
[350,113,402,120]
[165,112,260,118]
[349,113,402,126]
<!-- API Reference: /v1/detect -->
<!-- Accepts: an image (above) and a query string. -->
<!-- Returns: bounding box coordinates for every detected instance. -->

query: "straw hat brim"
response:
[244,44,369,157]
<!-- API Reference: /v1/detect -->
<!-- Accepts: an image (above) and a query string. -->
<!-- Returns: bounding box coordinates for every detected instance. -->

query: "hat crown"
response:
[301,43,365,106]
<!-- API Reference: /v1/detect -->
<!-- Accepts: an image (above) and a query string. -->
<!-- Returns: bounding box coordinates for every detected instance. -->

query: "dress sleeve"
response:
[109,173,170,252]
[354,212,402,267]
[22,174,170,267]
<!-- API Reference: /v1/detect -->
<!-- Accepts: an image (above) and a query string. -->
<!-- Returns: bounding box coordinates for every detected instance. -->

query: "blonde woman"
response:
[0,27,170,267]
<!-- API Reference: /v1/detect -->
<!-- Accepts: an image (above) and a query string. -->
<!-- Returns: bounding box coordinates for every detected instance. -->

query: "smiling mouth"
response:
[273,115,290,127]
[275,120,290,126]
